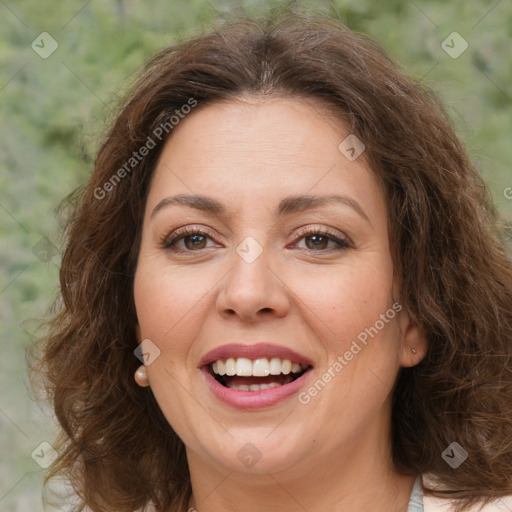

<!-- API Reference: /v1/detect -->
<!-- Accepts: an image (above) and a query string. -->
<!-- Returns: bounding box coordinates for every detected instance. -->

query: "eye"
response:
[291,226,351,252]
[161,227,219,252]
[160,226,352,254]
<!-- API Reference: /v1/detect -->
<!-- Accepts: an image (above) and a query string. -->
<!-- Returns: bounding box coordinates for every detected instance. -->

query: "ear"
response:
[397,306,428,368]
[135,323,141,344]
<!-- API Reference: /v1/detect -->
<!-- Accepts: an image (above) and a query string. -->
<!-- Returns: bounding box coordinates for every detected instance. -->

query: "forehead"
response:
[146,96,385,224]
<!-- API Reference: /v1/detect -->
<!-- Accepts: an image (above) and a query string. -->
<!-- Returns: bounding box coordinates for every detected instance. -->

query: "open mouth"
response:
[207,357,312,391]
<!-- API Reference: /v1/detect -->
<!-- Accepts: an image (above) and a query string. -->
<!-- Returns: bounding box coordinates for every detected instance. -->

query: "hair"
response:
[32,8,512,512]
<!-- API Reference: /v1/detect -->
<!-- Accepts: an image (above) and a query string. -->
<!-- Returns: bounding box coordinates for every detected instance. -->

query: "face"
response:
[133,96,425,477]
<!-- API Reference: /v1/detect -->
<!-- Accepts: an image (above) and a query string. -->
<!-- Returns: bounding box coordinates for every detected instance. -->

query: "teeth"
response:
[235,357,253,376]
[269,357,282,375]
[253,358,270,376]
[225,358,236,376]
[227,382,282,391]
[210,357,308,377]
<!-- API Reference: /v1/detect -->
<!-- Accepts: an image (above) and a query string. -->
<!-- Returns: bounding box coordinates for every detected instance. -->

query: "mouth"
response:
[199,343,314,409]
[207,357,312,391]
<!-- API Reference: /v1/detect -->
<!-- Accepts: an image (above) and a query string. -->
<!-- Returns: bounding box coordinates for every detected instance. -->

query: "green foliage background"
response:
[1,0,511,510]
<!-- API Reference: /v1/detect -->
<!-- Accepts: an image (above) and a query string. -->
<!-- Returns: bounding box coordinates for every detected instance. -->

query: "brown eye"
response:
[304,234,331,250]
[162,228,216,252]
[293,228,351,252]
[182,233,208,250]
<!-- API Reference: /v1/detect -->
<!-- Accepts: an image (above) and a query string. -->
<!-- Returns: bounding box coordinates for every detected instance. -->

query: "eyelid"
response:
[159,225,221,249]
[289,227,352,253]
[292,225,352,246]
[160,224,353,252]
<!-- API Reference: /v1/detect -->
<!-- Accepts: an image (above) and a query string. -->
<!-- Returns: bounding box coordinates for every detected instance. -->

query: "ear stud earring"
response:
[134,365,150,387]
[411,347,417,354]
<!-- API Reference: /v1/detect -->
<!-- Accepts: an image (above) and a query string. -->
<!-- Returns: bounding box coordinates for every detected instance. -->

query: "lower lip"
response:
[201,366,313,411]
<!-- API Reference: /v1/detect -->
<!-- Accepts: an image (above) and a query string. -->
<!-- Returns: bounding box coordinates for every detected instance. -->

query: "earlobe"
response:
[398,307,428,367]
[135,323,141,344]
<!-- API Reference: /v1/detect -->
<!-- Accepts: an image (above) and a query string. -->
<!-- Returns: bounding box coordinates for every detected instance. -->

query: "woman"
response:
[36,9,512,512]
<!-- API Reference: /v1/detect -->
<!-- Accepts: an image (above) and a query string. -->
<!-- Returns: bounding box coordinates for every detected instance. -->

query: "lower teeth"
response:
[213,368,307,391]
[226,382,282,391]
[224,373,299,391]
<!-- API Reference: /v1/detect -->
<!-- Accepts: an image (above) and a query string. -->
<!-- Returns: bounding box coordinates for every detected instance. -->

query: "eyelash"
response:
[160,226,352,254]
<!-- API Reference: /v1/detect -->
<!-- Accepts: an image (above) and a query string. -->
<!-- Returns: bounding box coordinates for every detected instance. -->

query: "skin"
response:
[133,96,428,512]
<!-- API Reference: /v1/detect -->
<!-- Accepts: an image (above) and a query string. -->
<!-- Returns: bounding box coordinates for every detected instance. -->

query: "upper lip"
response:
[199,343,314,368]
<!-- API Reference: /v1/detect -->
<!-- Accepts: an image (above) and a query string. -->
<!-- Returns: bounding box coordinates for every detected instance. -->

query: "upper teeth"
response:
[211,357,307,377]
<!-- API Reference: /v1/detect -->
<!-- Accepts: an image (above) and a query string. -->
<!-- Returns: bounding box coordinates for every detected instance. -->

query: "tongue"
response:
[223,374,292,387]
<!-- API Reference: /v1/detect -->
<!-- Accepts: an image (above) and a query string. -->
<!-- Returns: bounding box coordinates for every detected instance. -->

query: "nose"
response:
[216,244,290,323]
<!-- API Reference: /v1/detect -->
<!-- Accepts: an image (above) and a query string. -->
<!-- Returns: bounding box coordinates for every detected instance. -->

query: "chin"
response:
[189,430,308,475]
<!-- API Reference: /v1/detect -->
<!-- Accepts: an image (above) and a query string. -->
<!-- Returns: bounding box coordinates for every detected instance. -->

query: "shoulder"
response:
[43,476,158,512]
[421,475,512,512]
[423,495,512,512]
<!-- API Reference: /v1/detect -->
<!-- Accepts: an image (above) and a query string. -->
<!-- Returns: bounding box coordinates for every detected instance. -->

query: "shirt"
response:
[45,474,512,511]
[407,476,424,512]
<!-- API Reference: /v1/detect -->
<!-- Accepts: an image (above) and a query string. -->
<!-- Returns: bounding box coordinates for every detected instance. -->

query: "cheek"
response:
[298,257,395,346]
[133,261,209,369]
[296,253,402,397]
[303,264,401,414]
[134,260,217,336]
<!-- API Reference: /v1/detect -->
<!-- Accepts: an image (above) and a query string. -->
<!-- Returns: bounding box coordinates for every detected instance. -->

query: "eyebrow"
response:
[150,193,371,224]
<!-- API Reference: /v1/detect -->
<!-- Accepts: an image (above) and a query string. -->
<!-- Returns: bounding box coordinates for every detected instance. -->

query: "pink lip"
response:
[198,343,314,411]
[200,365,313,411]
[198,343,314,367]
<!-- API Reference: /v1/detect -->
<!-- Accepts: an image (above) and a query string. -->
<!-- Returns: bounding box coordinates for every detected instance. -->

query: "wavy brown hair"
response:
[32,8,512,512]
